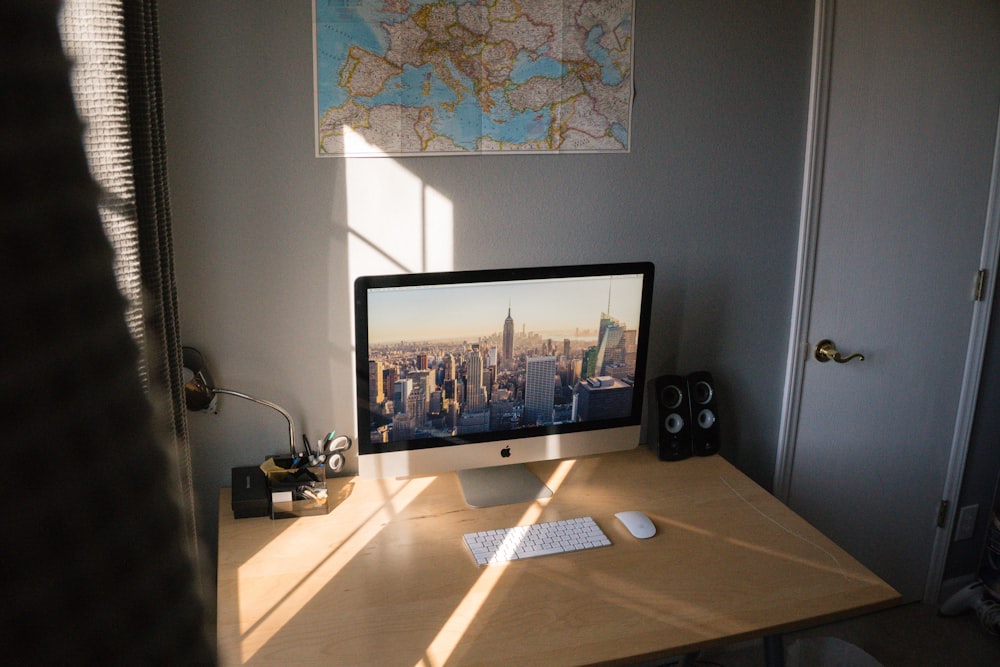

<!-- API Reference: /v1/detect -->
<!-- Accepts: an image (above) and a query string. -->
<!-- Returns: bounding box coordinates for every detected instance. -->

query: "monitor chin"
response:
[358,425,641,481]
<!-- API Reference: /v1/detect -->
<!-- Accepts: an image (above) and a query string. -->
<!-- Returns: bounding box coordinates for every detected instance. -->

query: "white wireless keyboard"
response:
[463,516,611,565]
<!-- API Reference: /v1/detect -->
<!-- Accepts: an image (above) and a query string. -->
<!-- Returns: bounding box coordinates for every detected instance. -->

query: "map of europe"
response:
[314,0,634,156]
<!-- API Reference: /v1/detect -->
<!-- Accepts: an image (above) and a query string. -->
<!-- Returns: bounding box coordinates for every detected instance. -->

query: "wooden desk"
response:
[217,447,899,666]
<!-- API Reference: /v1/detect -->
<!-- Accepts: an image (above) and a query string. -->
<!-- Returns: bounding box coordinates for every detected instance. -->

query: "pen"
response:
[320,431,336,452]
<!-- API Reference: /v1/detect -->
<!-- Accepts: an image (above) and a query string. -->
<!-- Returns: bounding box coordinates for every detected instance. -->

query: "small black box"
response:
[231,466,269,519]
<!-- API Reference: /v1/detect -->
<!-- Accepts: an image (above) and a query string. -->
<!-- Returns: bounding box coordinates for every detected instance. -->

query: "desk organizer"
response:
[264,457,330,519]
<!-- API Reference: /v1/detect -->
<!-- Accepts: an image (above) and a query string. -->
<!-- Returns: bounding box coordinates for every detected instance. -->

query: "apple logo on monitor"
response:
[501,446,511,458]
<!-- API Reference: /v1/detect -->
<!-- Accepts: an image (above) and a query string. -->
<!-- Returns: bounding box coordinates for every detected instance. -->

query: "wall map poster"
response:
[314,0,634,157]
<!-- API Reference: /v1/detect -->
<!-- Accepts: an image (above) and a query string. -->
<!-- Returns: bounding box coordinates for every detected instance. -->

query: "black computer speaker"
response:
[687,371,720,456]
[646,374,692,461]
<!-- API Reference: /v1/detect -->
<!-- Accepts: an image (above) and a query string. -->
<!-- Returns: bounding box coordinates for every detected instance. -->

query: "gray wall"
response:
[158,0,1000,583]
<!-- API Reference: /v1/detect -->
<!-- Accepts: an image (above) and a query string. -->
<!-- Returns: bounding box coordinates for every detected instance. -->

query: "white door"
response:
[779,0,1000,602]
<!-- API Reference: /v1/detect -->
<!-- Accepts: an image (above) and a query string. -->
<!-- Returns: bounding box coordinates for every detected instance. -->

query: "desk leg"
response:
[764,634,784,667]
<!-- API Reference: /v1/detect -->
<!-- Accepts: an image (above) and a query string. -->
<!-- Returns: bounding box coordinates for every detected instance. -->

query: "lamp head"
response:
[182,346,217,412]
[180,346,299,457]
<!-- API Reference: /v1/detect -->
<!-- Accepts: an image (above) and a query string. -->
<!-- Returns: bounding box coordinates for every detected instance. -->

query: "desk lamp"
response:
[182,346,296,458]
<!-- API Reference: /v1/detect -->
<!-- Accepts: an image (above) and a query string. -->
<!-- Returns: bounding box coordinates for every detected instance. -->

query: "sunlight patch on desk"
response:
[657,516,868,582]
[651,476,884,583]
[531,471,895,649]
[536,563,763,653]
[218,451,900,664]
[539,459,577,494]
[237,476,436,663]
[416,460,577,667]
[717,474,870,582]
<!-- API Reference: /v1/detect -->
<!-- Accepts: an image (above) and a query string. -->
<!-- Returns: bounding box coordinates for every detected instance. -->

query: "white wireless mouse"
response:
[614,511,656,539]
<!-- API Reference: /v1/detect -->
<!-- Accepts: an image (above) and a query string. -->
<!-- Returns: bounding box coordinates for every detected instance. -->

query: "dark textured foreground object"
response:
[0,1,214,664]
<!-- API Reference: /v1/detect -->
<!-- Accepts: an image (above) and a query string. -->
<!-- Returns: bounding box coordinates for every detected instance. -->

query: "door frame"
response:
[773,0,1000,604]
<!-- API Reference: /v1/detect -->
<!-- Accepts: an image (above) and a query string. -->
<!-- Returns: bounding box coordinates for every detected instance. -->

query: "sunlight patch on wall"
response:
[343,127,455,346]
[344,133,424,276]
[423,185,454,272]
[344,128,454,277]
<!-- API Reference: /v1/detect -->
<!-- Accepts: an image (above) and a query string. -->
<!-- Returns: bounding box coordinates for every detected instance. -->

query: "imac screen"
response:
[354,262,654,501]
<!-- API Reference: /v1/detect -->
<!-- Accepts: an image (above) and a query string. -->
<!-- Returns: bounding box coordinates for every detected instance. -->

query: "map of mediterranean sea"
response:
[314,0,634,156]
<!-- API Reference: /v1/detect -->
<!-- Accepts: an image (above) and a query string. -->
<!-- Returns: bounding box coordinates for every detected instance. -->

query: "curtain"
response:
[1,1,213,663]
[59,0,198,563]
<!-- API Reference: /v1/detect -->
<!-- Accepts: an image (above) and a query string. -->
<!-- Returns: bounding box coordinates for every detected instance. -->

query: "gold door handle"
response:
[814,339,865,363]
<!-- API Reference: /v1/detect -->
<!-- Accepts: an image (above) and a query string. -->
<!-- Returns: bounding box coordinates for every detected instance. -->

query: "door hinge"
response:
[937,499,950,528]
[974,269,988,302]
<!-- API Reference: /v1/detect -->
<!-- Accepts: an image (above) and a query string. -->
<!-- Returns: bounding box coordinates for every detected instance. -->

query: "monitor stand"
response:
[457,464,553,508]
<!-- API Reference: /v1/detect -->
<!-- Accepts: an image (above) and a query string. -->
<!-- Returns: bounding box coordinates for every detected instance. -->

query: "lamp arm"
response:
[213,388,296,457]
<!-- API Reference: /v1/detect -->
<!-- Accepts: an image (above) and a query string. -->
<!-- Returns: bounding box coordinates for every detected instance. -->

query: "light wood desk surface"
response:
[217,447,899,666]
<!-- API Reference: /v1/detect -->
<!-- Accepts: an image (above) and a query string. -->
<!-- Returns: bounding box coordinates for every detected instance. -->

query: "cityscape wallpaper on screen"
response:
[365,274,645,447]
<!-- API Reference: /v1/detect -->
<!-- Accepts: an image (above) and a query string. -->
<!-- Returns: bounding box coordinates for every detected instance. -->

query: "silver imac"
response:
[354,262,654,507]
